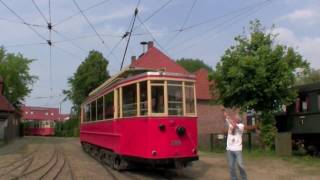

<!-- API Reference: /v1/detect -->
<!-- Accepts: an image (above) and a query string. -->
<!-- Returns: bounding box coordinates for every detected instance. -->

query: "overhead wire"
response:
[48,0,53,98]
[165,0,198,48]
[137,15,166,53]
[120,0,141,70]
[52,29,88,53]
[72,0,107,45]
[53,0,111,26]
[170,0,273,54]
[0,0,48,41]
[4,42,47,48]
[31,0,48,23]
[0,17,45,27]
[133,0,173,31]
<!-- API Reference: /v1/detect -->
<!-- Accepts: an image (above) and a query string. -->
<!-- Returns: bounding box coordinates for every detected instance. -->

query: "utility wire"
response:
[52,33,122,44]
[31,0,48,23]
[137,15,166,53]
[171,0,273,54]
[53,44,83,59]
[72,0,111,51]
[4,42,47,48]
[52,29,88,53]
[120,0,140,70]
[0,0,48,41]
[49,0,53,97]
[0,17,45,27]
[134,0,173,31]
[166,0,198,47]
[54,0,111,26]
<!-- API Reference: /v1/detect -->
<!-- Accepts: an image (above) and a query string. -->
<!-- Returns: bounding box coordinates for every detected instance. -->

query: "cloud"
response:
[273,27,320,68]
[278,8,320,25]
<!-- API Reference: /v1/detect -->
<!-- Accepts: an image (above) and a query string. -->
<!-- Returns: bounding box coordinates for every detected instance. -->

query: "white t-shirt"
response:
[226,123,244,151]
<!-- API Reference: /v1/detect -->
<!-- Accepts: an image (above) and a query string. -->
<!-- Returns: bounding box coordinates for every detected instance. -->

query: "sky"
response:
[0,0,319,113]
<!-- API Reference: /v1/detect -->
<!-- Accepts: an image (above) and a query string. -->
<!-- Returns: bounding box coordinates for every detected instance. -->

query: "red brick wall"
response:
[197,100,246,134]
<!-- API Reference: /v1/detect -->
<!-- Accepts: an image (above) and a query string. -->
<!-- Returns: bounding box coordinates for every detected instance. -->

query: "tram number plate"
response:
[170,140,182,146]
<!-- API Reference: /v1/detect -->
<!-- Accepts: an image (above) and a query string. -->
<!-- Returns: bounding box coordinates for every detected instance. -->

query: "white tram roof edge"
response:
[88,66,195,97]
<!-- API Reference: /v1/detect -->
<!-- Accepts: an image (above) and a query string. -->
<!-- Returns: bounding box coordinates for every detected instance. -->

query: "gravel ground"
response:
[0,136,319,180]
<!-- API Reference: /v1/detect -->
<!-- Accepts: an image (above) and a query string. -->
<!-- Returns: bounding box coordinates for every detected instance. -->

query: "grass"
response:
[200,148,320,167]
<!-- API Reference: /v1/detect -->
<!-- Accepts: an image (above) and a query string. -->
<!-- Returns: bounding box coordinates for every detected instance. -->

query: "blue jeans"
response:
[227,150,247,180]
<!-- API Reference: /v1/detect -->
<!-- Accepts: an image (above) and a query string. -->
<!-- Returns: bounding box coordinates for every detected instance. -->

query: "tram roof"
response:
[88,67,195,97]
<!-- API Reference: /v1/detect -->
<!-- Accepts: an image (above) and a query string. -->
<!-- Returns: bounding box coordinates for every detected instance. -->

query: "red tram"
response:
[80,68,198,169]
[24,120,55,136]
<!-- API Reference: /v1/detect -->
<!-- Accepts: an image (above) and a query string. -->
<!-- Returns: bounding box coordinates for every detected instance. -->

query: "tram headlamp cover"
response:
[159,124,166,131]
[176,126,186,136]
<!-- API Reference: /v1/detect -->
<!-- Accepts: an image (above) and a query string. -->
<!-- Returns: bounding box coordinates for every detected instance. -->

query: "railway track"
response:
[0,144,75,180]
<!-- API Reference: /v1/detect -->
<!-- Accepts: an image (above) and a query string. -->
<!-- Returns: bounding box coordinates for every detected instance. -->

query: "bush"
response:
[54,117,80,137]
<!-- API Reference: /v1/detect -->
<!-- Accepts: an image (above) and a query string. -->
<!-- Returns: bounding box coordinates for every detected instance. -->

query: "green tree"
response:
[0,47,37,104]
[176,58,212,73]
[64,50,110,113]
[211,20,309,149]
[296,68,320,85]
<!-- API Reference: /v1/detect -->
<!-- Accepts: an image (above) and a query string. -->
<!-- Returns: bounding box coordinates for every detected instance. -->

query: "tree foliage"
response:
[212,20,309,112]
[176,58,212,73]
[211,20,309,149]
[0,47,37,105]
[296,68,320,85]
[64,50,110,112]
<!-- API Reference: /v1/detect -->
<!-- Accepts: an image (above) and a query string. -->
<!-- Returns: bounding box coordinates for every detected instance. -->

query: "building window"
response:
[185,82,195,114]
[97,97,103,120]
[140,81,148,116]
[168,81,183,115]
[122,84,137,117]
[104,92,114,119]
[151,81,164,114]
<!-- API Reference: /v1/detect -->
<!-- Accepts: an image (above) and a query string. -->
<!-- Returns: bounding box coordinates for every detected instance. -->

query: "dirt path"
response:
[0,137,319,180]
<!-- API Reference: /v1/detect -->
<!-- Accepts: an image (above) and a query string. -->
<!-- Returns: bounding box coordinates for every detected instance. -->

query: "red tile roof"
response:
[0,76,15,112]
[0,95,15,112]
[130,43,189,75]
[21,106,65,121]
[194,68,212,100]
[130,42,213,100]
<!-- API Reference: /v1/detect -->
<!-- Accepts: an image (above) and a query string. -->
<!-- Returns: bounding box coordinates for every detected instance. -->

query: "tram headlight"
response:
[152,150,157,156]
[159,124,166,131]
[176,126,186,136]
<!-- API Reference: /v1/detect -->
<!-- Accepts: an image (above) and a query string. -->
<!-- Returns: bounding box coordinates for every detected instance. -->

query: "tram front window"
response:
[151,81,164,114]
[185,83,195,114]
[168,81,183,115]
[140,81,148,116]
[122,84,137,117]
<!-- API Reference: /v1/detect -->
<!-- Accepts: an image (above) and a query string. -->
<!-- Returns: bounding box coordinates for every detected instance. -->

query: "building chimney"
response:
[131,56,136,63]
[147,41,154,50]
[0,76,3,95]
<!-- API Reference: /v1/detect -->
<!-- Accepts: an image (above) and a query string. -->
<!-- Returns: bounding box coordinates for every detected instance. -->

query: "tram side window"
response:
[85,104,90,122]
[104,92,114,119]
[168,81,183,115]
[97,97,103,120]
[185,83,195,114]
[122,84,137,117]
[91,101,97,121]
[140,81,148,116]
[151,81,164,113]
